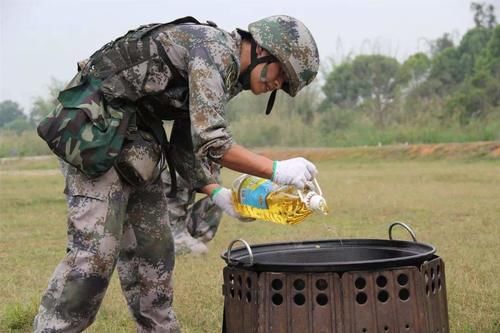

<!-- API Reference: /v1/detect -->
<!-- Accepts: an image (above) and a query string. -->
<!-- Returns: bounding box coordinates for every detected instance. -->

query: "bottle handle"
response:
[312,178,323,196]
[298,178,323,203]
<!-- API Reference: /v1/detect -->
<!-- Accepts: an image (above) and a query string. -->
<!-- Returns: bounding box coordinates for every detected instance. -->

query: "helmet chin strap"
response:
[266,90,277,115]
[238,40,278,115]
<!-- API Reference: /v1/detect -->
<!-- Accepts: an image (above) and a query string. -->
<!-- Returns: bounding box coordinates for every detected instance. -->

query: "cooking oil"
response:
[231,174,328,225]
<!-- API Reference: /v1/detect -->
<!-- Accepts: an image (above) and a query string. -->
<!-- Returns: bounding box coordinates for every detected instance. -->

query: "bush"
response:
[0,130,50,157]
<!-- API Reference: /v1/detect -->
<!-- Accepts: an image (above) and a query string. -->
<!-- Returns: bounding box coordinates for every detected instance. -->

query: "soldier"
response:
[35,15,319,332]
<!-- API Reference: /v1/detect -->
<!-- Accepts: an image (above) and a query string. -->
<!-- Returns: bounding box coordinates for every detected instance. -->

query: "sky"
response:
[1,0,498,113]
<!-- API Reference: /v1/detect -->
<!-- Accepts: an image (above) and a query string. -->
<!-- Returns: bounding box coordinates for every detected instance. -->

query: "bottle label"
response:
[239,177,274,209]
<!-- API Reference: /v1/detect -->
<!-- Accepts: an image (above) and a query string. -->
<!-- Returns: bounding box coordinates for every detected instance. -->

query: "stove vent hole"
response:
[397,273,409,286]
[376,275,387,288]
[356,292,368,305]
[399,288,410,301]
[378,290,390,303]
[271,279,283,291]
[355,277,366,290]
[293,279,305,291]
[316,278,328,290]
[316,293,328,305]
[272,293,283,305]
[294,293,306,306]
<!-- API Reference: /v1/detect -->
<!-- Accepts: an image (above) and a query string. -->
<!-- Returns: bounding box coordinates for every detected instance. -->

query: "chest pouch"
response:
[114,130,163,187]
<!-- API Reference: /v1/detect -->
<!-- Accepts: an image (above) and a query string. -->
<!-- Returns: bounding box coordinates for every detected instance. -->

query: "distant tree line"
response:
[320,15,500,126]
[0,79,63,134]
[225,2,500,146]
[1,2,499,150]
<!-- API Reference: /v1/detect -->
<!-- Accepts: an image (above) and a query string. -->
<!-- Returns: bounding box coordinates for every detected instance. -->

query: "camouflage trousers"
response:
[34,164,180,333]
[163,172,223,255]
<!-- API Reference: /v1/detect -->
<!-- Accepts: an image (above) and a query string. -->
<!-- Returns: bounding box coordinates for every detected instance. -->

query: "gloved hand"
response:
[272,157,318,189]
[211,187,255,222]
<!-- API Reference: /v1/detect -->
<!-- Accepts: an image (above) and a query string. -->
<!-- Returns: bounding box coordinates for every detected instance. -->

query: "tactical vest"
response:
[38,17,218,195]
[84,16,217,121]
[89,17,221,195]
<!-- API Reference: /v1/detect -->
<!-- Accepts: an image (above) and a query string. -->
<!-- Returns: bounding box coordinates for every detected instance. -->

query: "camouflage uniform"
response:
[34,163,178,332]
[35,16,319,332]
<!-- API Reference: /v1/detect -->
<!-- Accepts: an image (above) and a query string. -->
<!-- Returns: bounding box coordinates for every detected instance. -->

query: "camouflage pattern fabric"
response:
[37,74,132,177]
[114,130,162,187]
[86,22,243,190]
[34,162,180,333]
[162,170,222,256]
[248,15,320,97]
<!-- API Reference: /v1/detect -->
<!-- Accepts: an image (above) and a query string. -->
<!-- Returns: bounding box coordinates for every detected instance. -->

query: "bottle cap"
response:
[307,194,328,215]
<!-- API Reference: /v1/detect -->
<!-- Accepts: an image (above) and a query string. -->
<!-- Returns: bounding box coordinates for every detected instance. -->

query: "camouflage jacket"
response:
[85,21,243,189]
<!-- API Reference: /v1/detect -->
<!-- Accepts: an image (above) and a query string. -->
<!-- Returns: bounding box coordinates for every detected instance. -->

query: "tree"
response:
[29,78,65,125]
[430,33,455,58]
[471,2,497,29]
[457,27,493,78]
[0,100,26,128]
[322,55,400,126]
[448,24,500,123]
[475,24,500,74]
[398,52,431,89]
[427,48,463,94]
[3,117,33,134]
[322,62,357,108]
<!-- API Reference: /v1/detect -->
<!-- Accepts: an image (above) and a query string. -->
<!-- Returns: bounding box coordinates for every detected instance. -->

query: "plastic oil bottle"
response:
[231,174,328,225]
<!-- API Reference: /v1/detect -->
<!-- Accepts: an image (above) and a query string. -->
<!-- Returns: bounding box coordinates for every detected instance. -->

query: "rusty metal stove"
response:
[221,223,449,333]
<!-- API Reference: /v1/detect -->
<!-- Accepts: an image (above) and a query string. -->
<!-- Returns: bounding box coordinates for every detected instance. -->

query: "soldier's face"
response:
[249,49,287,95]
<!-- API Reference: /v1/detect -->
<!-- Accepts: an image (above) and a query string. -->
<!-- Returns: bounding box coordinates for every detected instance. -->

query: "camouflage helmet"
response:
[248,15,320,97]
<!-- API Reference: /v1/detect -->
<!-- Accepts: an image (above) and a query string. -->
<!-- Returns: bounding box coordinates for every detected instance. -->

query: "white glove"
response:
[211,187,255,222]
[272,157,318,189]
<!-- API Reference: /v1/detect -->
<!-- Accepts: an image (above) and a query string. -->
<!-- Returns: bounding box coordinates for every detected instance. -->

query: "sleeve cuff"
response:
[271,160,278,181]
[210,186,223,199]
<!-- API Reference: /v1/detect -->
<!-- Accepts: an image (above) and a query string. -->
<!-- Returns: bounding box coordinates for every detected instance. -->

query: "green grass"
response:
[1,153,499,332]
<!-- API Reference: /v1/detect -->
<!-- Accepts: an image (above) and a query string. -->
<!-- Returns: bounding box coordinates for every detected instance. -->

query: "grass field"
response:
[1,146,499,332]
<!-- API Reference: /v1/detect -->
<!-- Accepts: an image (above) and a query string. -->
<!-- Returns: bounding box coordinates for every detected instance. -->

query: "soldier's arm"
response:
[199,144,273,196]
[219,144,273,179]
[186,44,235,187]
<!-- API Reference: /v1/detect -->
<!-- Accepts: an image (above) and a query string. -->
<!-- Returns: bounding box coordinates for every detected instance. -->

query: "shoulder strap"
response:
[87,17,217,80]
[165,16,217,27]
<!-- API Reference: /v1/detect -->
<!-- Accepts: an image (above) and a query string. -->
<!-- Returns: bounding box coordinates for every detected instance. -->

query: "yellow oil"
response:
[232,185,314,225]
